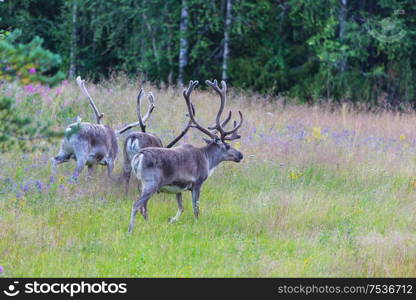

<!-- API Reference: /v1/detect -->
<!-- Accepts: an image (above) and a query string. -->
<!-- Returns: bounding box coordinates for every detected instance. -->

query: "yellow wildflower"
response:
[312,127,322,140]
[58,175,65,184]
[304,256,313,267]
[289,170,303,180]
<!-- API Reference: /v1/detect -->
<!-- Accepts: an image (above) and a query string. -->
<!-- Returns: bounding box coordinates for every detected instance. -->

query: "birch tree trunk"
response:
[178,0,189,87]
[222,0,232,81]
[68,0,78,78]
[338,0,347,72]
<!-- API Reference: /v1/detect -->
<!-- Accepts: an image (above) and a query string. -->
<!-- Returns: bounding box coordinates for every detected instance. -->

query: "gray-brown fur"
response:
[128,140,243,232]
[128,80,244,232]
[52,122,118,180]
[121,132,163,195]
[120,89,193,195]
[119,89,162,194]
[51,76,118,181]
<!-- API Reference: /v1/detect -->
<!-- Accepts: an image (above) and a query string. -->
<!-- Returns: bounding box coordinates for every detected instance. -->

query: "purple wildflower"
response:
[22,183,30,193]
[298,130,306,140]
[28,68,36,74]
[24,85,36,93]
[0,265,3,275]
[35,180,43,192]
[55,86,63,96]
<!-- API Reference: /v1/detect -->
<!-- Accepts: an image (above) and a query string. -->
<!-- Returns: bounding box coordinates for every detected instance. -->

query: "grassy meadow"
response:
[1,77,416,277]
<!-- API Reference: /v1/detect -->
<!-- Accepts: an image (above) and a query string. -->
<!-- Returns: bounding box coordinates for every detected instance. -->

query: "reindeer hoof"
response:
[168,217,178,224]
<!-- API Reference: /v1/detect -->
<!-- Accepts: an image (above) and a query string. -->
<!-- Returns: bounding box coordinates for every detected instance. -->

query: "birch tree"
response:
[222,0,232,81]
[68,0,78,78]
[178,0,189,86]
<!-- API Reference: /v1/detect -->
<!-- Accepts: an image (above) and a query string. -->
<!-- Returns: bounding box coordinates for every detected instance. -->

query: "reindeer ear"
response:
[202,137,212,144]
[214,137,222,144]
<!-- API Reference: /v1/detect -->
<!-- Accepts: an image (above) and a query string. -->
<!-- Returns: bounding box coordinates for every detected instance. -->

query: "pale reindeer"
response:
[118,89,195,195]
[51,76,118,180]
[128,80,243,232]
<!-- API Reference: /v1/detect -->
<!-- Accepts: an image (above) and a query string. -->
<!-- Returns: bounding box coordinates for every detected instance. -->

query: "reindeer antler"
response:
[207,110,232,131]
[165,103,195,148]
[76,76,104,124]
[183,81,217,140]
[117,89,156,135]
[137,90,155,133]
[205,80,243,141]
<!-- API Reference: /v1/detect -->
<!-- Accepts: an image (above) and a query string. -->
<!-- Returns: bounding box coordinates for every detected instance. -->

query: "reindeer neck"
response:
[201,143,222,171]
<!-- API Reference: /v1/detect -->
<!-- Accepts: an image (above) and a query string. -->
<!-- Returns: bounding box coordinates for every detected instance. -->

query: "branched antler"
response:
[182,80,243,142]
[165,103,195,148]
[182,81,217,140]
[76,76,104,124]
[205,80,243,141]
[137,90,155,132]
[117,89,156,134]
[208,110,232,131]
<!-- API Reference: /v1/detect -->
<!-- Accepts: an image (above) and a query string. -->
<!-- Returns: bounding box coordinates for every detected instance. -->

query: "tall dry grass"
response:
[0,76,415,277]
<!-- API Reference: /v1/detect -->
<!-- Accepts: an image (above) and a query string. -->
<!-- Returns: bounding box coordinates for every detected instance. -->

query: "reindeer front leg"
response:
[72,157,87,182]
[191,185,201,219]
[106,157,115,180]
[121,157,132,195]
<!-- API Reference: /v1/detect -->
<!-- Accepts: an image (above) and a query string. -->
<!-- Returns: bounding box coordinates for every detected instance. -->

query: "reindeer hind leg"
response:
[169,193,184,223]
[128,184,158,233]
[71,143,89,182]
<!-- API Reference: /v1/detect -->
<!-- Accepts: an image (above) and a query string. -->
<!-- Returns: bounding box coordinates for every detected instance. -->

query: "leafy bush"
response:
[0,29,64,152]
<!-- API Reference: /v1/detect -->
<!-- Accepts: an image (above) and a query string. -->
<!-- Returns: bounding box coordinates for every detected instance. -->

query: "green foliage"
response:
[0,96,62,152]
[0,24,64,152]
[1,0,416,107]
[0,30,64,86]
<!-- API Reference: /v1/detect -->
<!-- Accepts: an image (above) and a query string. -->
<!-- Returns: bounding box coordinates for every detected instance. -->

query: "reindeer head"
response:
[183,80,244,163]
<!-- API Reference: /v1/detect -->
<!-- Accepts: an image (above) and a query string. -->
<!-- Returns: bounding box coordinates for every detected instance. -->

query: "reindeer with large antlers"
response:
[118,89,194,195]
[128,80,243,232]
[51,76,118,181]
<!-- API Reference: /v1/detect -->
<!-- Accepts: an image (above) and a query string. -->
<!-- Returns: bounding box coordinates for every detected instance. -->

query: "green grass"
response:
[1,79,415,277]
[1,161,415,277]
